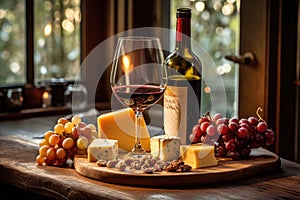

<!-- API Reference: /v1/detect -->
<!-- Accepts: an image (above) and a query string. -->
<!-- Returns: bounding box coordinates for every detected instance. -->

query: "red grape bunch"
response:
[189,108,275,160]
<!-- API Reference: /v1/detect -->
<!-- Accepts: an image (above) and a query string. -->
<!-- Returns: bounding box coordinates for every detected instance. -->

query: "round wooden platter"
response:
[74,148,281,188]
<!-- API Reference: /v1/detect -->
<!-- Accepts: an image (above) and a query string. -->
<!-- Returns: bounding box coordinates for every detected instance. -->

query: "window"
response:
[0,0,81,85]
[0,1,26,84]
[34,0,81,82]
[171,0,239,117]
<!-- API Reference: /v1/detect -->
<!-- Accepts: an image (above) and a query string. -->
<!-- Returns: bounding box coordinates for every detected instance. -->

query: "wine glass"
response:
[110,36,167,157]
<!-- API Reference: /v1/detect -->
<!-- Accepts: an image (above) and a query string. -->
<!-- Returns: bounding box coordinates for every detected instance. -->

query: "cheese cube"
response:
[98,108,150,152]
[180,144,218,169]
[150,135,182,161]
[88,139,118,162]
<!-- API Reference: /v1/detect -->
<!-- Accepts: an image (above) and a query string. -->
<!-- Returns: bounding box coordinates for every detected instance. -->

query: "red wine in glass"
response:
[113,84,165,112]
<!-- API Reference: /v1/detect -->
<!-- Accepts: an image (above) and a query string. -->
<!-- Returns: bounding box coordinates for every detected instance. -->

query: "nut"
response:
[148,158,157,167]
[179,164,192,172]
[165,164,178,172]
[116,161,127,171]
[142,163,150,169]
[153,162,164,172]
[143,168,154,174]
[96,159,107,167]
[124,157,134,166]
[106,160,118,168]
[130,160,141,170]
[95,154,192,174]
[165,160,189,172]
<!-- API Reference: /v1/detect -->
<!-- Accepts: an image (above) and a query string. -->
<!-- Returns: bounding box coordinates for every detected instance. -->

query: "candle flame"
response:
[43,91,49,99]
[122,55,132,73]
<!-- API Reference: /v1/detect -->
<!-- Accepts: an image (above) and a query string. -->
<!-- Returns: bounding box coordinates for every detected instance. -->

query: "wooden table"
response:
[0,115,300,199]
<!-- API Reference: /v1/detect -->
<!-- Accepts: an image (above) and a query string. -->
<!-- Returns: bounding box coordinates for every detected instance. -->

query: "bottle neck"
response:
[176,17,191,49]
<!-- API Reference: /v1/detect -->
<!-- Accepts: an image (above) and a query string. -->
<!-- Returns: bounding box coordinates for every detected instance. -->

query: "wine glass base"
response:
[125,151,149,159]
[125,144,149,159]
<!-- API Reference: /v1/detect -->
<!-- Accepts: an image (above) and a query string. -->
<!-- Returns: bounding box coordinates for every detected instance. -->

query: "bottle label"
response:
[163,85,188,144]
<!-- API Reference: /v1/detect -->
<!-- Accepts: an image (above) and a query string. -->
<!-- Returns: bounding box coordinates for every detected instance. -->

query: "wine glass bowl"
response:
[110,36,167,157]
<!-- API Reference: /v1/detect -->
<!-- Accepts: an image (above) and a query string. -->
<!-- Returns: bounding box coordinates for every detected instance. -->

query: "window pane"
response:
[34,0,81,82]
[171,0,239,117]
[0,0,26,85]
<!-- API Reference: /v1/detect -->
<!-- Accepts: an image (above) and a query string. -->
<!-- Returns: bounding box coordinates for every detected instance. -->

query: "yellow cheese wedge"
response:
[180,143,218,169]
[97,108,150,152]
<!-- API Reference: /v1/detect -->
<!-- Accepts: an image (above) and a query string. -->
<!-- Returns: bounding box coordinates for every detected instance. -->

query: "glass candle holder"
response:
[42,88,52,108]
[7,88,23,112]
[64,83,88,111]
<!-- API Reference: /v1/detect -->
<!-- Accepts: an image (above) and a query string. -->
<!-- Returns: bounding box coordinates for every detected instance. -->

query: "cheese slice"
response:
[180,143,218,169]
[150,135,181,161]
[97,108,150,152]
[88,138,118,162]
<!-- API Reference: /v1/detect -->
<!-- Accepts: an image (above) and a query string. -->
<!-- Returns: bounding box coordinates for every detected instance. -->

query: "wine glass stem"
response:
[133,110,145,153]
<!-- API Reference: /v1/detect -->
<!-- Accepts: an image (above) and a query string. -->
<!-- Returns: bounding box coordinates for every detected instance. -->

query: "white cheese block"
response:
[150,135,182,161]
[88,138,118,162]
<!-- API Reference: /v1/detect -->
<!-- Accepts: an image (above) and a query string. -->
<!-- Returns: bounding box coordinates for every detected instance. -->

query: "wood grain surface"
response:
[1,116,300,199]
[74,148,281,187]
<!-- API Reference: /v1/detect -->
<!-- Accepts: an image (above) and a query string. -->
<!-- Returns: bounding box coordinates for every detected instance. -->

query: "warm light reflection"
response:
[204,86,211,94]
[222,3,234,15]
[62,19,74,32]
[213,1,222,11]
[217,63,232,75]
[121,55,132,86]
[42,91,51,108]
[63,0,70,6]
[54,11,61,21]
[44,23,52,36]
[10,62,20,73]
[122,55,132,73]
[223,63,232,73]
[217,65,225,75]
[195,1,205,12]
[215,26,223,35]
[0,9,7,19]
[201,11,210,20]
[43,91,49,99]
[44,1,53,12]
[37,38,46,47]
[74,9,81,23]
[65,8,74,21]
[73,0,81,5]
[40,65,47,74]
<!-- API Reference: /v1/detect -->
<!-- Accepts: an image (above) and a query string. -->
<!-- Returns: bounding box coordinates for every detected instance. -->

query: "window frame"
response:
[0,0,81,115]
[26,0,34,86]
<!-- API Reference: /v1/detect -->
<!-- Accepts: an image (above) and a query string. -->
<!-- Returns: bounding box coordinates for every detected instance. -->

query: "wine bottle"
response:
[164,7,202,144]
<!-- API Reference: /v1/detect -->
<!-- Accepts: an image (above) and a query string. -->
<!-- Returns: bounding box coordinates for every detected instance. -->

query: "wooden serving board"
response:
[74,148,281,188]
